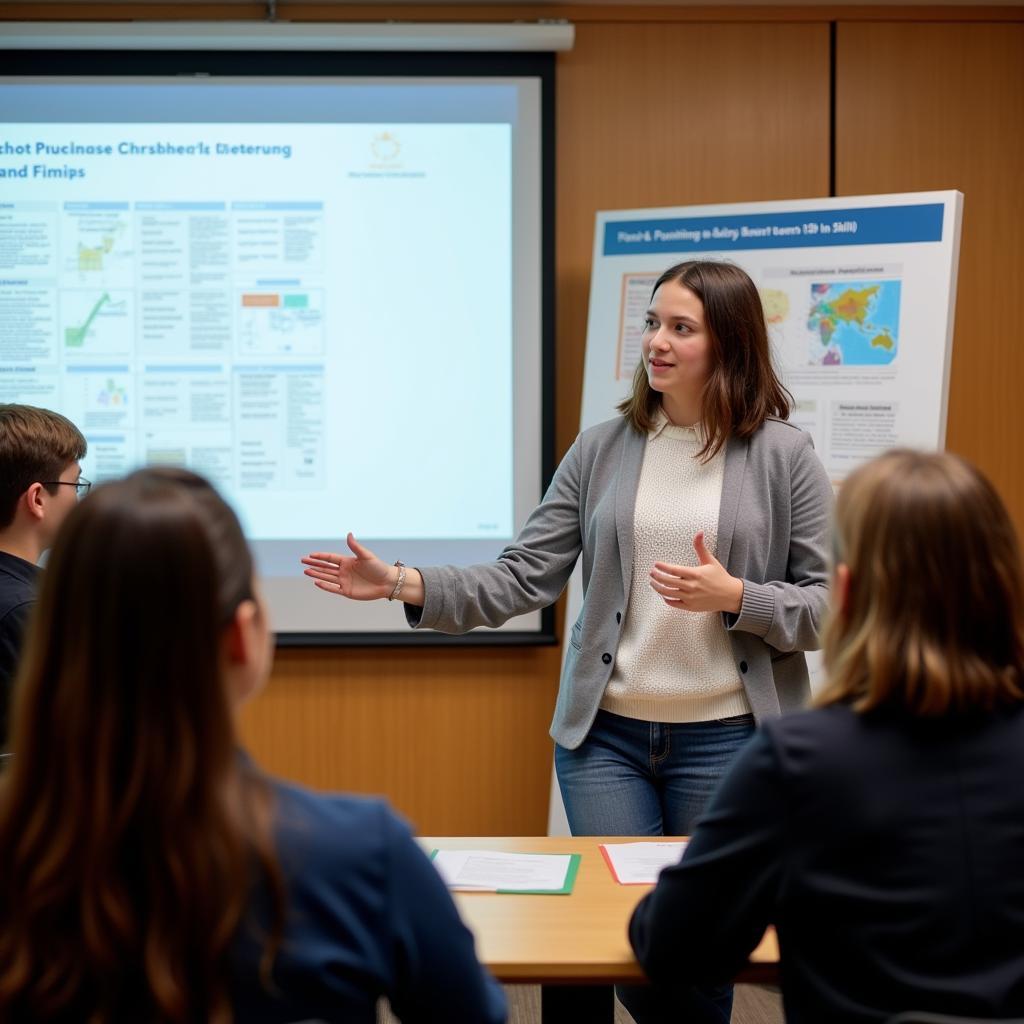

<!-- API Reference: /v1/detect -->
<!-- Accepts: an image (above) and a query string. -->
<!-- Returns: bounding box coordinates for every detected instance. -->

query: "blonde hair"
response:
[818,449,1024,716]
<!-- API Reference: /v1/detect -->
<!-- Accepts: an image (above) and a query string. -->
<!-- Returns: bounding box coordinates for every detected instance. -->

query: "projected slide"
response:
[0,73,546,636]
[0,116,512,537]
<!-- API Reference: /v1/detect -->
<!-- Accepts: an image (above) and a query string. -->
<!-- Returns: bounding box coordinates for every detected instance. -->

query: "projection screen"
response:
[0,50,555,644]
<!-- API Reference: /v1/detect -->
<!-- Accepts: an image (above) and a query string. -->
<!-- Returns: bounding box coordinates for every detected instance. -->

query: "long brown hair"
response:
[0,468,284,1023]
[617,260,792,459]
[818,449,1024,716]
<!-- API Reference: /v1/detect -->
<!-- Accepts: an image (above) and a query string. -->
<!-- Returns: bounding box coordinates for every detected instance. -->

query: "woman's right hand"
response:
[301,533,397,601]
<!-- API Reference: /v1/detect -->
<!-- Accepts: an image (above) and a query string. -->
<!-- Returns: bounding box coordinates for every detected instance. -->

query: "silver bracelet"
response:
[387,561,407,602]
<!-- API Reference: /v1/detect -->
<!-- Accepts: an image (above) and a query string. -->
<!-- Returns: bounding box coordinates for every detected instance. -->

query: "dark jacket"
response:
[0,550,38,746]
[231,776,506,1024]
[630,703,1024,1023]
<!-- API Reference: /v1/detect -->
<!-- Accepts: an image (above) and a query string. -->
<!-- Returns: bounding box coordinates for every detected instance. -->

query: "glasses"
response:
[42,478,92,498]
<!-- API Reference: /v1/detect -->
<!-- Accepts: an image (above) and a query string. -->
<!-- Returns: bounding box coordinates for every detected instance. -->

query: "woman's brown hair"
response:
[818,449,1024,716]
[617,260,792,459]
[0,468,283,1023]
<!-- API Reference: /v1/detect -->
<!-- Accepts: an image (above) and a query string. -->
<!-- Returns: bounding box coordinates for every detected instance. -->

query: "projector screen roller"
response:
[0,54,554,643]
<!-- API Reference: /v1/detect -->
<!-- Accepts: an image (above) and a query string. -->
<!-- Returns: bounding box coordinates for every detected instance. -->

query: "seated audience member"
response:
[0,404,87,747]
[0,468,506,1024]
[629,449,1024,1023]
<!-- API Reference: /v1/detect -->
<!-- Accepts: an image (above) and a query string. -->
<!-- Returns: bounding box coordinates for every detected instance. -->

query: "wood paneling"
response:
[836,22,1024,535]
[238,645,563,834]
[555,20,830,445]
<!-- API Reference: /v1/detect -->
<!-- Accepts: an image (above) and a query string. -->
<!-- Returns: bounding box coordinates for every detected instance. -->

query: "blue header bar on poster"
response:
[602,203,944,255]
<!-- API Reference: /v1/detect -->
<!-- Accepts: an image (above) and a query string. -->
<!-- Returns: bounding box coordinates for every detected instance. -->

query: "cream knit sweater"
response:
[600,416,752,723]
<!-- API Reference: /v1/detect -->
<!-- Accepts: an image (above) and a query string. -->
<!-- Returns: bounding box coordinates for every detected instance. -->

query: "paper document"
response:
[599,842,687,885]
[431,849,580,894]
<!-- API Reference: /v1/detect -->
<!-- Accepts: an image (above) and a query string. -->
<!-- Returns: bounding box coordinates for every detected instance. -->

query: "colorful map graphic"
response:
[807,281,901,366]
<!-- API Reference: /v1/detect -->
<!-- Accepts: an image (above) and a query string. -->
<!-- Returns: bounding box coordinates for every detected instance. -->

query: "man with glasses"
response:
[0,405,87,747]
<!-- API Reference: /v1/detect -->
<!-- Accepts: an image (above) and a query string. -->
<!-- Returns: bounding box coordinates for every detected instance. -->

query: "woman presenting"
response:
[303,260,832,1019]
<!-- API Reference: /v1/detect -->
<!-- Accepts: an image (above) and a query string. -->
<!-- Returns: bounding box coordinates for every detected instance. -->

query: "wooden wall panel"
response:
[835,22,1024,534]
[554,21,831,447]
[238,646,563,834]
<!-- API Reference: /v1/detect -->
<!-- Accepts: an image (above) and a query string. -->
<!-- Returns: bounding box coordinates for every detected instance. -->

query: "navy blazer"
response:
[230,776,506,1024]
[630,703,1024,1023]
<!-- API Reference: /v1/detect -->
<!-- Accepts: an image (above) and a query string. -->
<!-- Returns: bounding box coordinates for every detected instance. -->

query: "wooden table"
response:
[422,836,779,1022]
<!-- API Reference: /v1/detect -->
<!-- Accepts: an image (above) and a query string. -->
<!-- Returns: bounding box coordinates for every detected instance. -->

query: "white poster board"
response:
[548,191,963,833]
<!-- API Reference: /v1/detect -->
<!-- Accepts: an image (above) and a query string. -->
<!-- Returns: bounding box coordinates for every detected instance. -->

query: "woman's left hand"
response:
[650,531,744,614]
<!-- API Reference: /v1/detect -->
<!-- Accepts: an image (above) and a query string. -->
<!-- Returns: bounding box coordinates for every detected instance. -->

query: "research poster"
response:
[581,192,963,474]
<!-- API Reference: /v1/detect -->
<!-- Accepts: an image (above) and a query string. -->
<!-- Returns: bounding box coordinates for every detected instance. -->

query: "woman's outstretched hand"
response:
[301,534,397,601]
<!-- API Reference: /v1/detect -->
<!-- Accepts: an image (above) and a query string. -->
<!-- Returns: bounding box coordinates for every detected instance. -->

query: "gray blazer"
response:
[408,415,834,749]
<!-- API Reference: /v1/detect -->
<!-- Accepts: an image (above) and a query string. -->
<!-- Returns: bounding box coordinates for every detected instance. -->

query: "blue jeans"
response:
[555,708,756,1024]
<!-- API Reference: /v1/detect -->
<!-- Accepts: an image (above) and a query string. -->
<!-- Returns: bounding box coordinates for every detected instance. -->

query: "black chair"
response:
[889,1014,1024,1024]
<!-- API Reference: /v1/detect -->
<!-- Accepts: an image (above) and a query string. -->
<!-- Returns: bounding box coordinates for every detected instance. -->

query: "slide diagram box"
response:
[60,202,134,286]
[233,364,325,493]
[140,364,230,428]
[0,366,59,406]
[61,363,133,432]
[140,288,232,356]
[84,433,133,480]
[142,429,234,494]
[135,201,230,288]
[61,289,134,357]
[0,202,58,276]
[238,286,324,356]
[232,202,324,274]
[0,282,57,364]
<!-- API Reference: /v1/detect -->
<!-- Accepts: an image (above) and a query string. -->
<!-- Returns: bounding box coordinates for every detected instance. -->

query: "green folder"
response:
[430,850,582,895]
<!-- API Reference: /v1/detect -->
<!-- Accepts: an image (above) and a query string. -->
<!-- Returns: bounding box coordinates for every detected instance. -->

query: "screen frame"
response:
[1,48,558,648]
